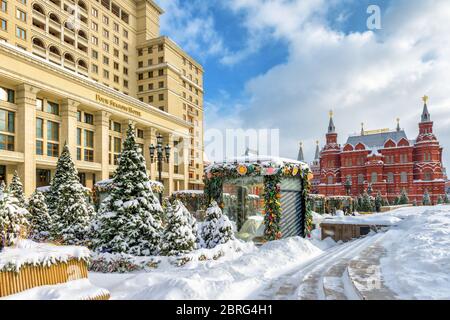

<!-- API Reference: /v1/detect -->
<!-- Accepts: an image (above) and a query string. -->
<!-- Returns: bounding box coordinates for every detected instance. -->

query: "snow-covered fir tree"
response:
[28,191,52,241]
[201,201,234,249]
[93,123,163,256]
[48,144,95,245]
[177,200,201,248]
[375,192,383,212]
[422,190,431,206]
[0,190,29,248]
[8,171,26,208]
[397,189,409,205]
[360,192,373,212]
[444,193,449,204]
[161,200,196,256]
[357,195,363,211]
[437,195,443,205]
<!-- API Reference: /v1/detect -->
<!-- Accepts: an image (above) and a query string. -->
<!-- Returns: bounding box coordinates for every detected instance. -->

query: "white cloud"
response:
[206,0,450,171]
[157,0,227,60]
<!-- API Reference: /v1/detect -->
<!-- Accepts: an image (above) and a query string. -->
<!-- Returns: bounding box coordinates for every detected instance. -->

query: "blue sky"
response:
[157,0,450,171]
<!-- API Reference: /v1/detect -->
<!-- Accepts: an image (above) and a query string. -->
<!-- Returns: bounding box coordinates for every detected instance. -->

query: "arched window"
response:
[49,46,60,56]
[49,13,61,24]
[371,172,378,183]
[327,176,334,185]
[78,0,87,10]
[400,172,408,183]
[64,53,74,62]
[387,172,394,183]
[77,59,87,68]
[32,38,45,49]
[32,3,45,15]
[358,174,364,185]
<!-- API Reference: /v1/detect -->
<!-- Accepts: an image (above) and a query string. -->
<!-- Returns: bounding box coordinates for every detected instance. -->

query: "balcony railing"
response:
[48,52,62,64]
[64,27,75,38]
[32,10,46,23]
[64,60,76,70]
[48,18,61,29]
[32,45,46,58]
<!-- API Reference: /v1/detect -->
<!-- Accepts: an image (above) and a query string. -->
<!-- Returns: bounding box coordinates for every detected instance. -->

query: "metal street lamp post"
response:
[149,133,171,204]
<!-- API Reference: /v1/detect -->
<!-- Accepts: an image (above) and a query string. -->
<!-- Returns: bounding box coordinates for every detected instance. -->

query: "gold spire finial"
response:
[397,117,400,123]
[329,110,333,118]
[422,95,429,104]
[316,140,319,145]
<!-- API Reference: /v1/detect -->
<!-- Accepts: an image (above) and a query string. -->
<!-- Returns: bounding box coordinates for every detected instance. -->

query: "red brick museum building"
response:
[309,97,446,204]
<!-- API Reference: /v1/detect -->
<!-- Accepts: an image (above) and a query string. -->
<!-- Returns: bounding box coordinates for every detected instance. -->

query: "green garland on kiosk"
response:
[204,161,313,240]
[263,175,282,240]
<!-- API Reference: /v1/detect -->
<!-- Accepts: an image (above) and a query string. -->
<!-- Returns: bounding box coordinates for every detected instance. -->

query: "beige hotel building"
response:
[0,0,205,196]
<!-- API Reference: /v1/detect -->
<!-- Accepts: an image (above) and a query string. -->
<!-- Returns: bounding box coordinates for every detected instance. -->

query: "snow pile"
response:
[90,236,325,299]
[321,213,401,226]
[380,205,450,299]
[0,240,90,272]
[90,239,254,273]
[0,279,109,300]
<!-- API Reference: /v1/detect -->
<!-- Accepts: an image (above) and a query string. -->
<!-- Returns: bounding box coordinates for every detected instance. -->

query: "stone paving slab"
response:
[347,243,398,300]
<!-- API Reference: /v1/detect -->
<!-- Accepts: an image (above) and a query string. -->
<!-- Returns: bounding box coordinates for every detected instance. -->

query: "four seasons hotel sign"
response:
[95,94,142,117]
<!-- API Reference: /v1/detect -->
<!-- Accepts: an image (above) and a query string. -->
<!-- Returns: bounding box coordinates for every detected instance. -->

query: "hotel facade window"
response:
[16,26,26,40]
[47,121,60,157]
[1,18,7,31]
[36,118,43,155]
[0,0,205,194]
[0,86,14,103]
[0,109,15,151]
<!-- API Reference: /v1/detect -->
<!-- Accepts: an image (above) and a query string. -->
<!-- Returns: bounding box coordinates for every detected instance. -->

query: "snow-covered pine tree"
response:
[201,201,234,249]
[360,192,373,212]
[28,191,52,241]
[375,192,383,212]
[398,189,409,205]
[8,171,26,208]
[48,144,95,245]
[412,199,418,206]
[177,200,201,248]
[357,195,363,210]
[422,190,431,206]
[437,195,443,205]
[93,123,163,256]
[444,193,449,204]
[161,200,196,256]
[0,190,29,248]
[353,197,359,212]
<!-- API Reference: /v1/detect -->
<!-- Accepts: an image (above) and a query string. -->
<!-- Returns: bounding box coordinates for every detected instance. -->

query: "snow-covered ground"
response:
[1,279,109,300]
[3,205,449,300]
[379,205,450,299]
[90,237,336,300]
[89,205,450,300]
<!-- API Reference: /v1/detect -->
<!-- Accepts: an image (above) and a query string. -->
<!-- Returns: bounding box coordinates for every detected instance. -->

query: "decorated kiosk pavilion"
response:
[204,156,314,241]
